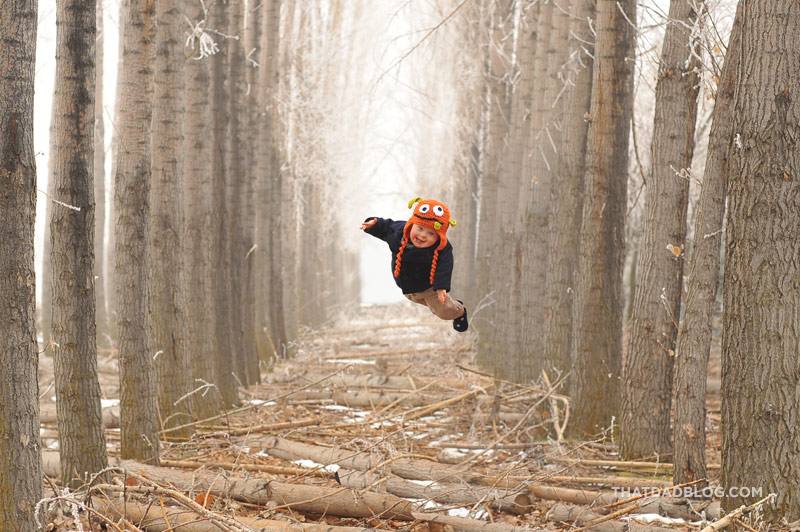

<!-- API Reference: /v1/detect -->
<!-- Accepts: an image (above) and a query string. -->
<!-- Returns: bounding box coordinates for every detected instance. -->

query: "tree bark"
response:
[621,0,703,459]
[114,0,160,463]
[49,0,108,488]
[568,0,636,438]
[226,0,249,385]
[720,0,800,521]
[475,0,514,372]
[673,2,743,487]
[257,0,286,358]
[150,0,191,436]
[94,0,108,340]
[0,1,43,527]
[498,1,539,382]
[208,1,239,406]
[542,0,595,382]
[242,0,262,382]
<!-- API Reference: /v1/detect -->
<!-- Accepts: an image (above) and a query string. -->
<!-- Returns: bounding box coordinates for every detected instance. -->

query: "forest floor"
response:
[37,303,744,532]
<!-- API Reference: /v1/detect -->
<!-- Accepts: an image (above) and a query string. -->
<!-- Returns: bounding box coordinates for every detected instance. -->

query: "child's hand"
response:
[436,289,447,304]
[360,218,377,231]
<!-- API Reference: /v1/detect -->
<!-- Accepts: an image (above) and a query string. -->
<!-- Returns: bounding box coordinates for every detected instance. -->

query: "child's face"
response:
[410,223,438,248]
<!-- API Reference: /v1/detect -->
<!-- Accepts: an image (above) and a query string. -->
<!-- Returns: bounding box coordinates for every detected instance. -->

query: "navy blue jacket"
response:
[365,217,454,294]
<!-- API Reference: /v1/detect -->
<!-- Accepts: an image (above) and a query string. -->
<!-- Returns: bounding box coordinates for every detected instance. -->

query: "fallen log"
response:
[549,457,721,472]
[253,436,484,484]
[336,468,532,515]
[160,459,334,479]
[541,475,672,489]
[120,461,519,531]
[528,485,619,506]
[120,459,417,519]
[203,418,319,437]
[546,503,677,532]
[94,496,392,531]
[411,512,542,532]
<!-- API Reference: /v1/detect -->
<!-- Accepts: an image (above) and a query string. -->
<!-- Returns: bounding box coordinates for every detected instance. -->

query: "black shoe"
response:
[453,301,468,332]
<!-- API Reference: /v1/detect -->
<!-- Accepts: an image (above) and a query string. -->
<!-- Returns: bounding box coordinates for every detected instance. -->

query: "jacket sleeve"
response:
[432,246,454,292]
[363,217,395,242]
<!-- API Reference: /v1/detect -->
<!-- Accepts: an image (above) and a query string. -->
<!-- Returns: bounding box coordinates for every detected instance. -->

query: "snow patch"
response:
[247,399,276,407]
[329,358,376,365]
[624,514,687,526]
[101,399,119,408]
[293,459,340,473]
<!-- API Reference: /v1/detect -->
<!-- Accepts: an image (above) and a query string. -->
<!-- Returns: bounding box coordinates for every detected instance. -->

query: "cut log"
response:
[120,459,417,519]
[528,485,620,506]
[253,436,484,484]
[93,496,392,531]
[546,503,676,532]
[411,511,542,532]
[336,468,532,515]
[160,459,334,479]
[541,476,672,489]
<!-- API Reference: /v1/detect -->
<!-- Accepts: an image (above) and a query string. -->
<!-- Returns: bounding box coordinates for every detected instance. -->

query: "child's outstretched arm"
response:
[360,217,398,242]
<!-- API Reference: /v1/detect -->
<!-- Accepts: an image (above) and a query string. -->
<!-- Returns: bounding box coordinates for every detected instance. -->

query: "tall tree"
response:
[227,0,250,384]
[50,0,108,488]
[673,2,743,485]
[497,0,539,381]
[208,0,239,404]
[241,0,262,381]
[114,0,159,463]
[474,0,514,372]
[568,0,636,438]
[0,0,43,526]
[94,0,108,339]
[257,0,286,358]
[183,1,222,420]
[543,0,596,381]
[721,0,800,520]
[621,0,703,459]
[150,0,191,435]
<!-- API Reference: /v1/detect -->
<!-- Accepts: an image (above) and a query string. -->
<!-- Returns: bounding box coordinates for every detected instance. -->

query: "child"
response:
[361,197,469,332]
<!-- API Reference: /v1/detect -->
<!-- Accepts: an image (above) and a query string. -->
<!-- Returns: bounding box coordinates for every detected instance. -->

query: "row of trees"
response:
[414,0,799,521]
[2,0,371,528]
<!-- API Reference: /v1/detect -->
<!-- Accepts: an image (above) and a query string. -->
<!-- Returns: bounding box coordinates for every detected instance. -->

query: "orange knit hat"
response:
[394,197,457,284]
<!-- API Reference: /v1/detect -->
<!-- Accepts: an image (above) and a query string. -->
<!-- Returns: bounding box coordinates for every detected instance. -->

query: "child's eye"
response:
[433,205,444,216]
[419,204,430,214]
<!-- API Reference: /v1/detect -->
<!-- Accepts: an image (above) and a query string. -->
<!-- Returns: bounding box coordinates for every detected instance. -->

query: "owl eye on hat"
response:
[394,197,457,285]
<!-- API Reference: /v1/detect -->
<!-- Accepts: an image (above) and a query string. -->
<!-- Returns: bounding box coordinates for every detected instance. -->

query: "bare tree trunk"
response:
[114,0,159,463]
[568,0,635,438]
[242,0,261,382]
[475,0,514,372]
[257,0,285,358]
[183,2,222,420]
[150,0,191,436]
[620,0,703,459]
[208,1,239,406]
[106,3,127,344]
[542,0,595,383]
[226,0,249,385]
[721,1,800,520]
[516,0,555,382]
[498,1,539,382]
[0,2,43,527]
[673,2,743,487]
[50,0,108,488]
[94,0,108,341]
